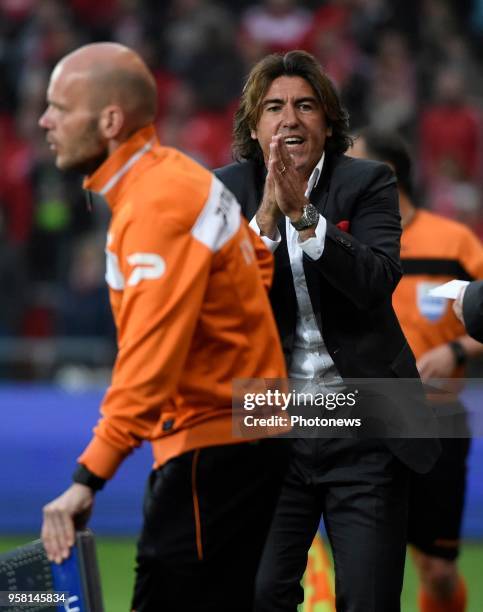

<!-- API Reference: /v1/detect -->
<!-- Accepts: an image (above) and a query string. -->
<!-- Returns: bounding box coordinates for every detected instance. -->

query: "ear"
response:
[98,105,124,139]
[326,125,333,137]
[250,128,257,140]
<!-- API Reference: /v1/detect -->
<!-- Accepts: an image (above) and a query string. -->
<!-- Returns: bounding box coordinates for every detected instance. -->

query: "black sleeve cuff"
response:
[448,340,467,367]
[73,464,106,491]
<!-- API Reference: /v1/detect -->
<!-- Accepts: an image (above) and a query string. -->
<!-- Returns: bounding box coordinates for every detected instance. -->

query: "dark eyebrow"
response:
[262,98,284,107]
[295,96,318,105]
[262,96,318,108]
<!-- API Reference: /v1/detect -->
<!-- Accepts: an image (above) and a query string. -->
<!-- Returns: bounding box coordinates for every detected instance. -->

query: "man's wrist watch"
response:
[290,203,319,231]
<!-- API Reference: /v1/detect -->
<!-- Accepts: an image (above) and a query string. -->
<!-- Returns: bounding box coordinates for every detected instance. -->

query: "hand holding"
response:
[416,345,457,381]
[41,483,94,564]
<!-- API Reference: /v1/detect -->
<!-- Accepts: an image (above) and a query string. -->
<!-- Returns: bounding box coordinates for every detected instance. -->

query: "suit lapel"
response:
[309,152,333,218]
[301,152,338,334]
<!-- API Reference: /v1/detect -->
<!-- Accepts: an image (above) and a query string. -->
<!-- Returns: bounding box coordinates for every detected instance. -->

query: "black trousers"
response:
[254,438,410,612]
[131,437,289,612]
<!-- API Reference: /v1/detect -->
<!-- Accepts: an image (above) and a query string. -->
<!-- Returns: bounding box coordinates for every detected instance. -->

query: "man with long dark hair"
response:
[216,50,440,612]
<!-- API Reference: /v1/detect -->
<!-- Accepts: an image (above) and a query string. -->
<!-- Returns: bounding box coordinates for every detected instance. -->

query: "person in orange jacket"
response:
[39,42,289,612]
[351,128,483,612]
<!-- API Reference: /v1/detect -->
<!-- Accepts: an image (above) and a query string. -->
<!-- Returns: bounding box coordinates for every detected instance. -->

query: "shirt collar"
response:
[305,152,325,198]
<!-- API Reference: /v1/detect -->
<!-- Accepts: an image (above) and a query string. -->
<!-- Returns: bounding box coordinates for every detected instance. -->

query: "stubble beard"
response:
[60,117,108,176]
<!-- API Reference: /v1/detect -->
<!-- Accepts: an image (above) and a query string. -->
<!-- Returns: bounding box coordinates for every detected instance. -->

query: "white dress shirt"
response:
[249,154,343,385]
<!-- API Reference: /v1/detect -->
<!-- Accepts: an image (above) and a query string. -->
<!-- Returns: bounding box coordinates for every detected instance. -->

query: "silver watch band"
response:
[290,203,319,231]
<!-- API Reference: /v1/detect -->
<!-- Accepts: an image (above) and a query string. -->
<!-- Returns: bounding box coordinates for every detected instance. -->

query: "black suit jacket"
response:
[463,280,483,342]
[216,154,440,473]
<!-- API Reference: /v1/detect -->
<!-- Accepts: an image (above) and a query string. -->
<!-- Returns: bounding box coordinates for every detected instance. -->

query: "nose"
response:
[38,108,52,130]
[281,103,298,128]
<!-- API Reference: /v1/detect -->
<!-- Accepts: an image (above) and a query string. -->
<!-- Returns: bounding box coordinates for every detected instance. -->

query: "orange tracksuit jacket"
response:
[394,209,483,362]
[80,124,286,480]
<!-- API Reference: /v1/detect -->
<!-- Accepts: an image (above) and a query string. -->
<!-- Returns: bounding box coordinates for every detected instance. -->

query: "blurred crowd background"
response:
[1,0,483,382]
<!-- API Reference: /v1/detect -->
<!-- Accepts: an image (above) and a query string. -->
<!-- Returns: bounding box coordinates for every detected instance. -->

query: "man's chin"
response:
[55,155,77,172]
[55,157,69,171]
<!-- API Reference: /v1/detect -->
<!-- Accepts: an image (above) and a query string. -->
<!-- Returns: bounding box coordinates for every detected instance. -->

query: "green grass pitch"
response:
[1,536,482,610]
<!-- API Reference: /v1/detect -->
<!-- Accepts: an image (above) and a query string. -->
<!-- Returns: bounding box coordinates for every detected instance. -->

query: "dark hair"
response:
[357,128,414,198]
[233,50,352,163]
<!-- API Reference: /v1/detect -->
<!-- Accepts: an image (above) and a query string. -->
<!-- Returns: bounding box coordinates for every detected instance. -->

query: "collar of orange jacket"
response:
[83,124,158,208]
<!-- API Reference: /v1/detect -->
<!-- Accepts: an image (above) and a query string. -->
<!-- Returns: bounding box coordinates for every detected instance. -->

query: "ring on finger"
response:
[279,163,286,174]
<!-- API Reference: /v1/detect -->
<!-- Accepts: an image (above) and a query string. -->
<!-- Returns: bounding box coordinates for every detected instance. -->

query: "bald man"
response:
[39,43,289,611]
